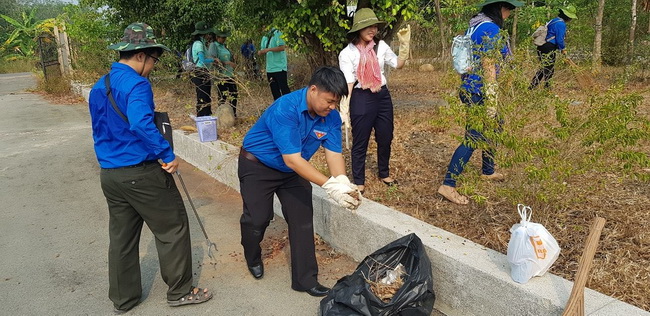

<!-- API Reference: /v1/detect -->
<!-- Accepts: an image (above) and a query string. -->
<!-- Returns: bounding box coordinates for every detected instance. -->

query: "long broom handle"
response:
[562,217,606,316]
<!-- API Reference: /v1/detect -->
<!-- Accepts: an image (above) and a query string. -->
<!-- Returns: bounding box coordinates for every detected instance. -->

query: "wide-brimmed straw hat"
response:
[560,5,577,19]
[107,22,170,52]
[348,8,387,34]
[191,21,214,36]
[477,0,524,7]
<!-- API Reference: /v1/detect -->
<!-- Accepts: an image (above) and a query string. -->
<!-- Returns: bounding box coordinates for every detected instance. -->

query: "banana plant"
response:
[0,9,58,60]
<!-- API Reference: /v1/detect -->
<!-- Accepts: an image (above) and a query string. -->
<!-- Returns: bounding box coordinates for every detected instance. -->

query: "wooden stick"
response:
[562,217,606,316]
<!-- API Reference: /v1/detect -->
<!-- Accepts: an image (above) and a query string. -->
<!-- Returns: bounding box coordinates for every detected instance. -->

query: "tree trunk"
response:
[511,10,518,51]
[629,0,638,62]
[302,32,339,69]
[358,0,371,9]
[431,0,446,59]
[642,0,650,33]
[593,0,606,73]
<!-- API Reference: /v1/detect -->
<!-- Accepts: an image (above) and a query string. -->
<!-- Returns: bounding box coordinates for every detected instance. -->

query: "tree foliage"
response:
[6,0,647,74]
[231,0,417,68]
[61,5,119,74]
[81,0,228,51]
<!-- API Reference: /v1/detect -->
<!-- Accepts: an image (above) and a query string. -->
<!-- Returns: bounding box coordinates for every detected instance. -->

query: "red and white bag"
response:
[507,204,561,284]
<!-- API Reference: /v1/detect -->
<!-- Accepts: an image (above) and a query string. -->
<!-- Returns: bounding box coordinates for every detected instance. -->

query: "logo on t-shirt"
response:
[313,130,327,139]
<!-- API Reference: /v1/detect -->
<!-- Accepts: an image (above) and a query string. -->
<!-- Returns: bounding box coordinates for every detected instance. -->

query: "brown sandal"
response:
[167,287,213,307]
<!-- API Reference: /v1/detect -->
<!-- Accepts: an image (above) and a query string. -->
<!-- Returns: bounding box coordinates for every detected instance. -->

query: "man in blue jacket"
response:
[238,66,360,297]
[530,5,577,89]
[88,23,212,313]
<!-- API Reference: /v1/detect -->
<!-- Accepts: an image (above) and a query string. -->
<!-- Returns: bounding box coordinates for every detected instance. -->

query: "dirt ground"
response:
[151,61,650,311]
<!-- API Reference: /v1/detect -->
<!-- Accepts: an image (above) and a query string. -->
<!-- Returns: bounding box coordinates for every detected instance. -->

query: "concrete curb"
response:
[77,84,648,316]
[173,133,648,316]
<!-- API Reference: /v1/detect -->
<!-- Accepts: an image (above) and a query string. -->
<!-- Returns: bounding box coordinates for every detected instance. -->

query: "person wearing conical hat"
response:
[89,23,213,313]
[338,8,411,194]
[530,5,577,89]
[208,27,239,117]
[438,0,523,205]
[190,21,217,116]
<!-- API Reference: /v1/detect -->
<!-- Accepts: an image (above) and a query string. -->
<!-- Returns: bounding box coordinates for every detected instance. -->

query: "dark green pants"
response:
[100,162,193,310]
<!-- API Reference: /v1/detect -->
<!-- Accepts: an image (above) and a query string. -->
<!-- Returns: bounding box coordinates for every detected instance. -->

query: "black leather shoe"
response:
[381,178,399,186]
[248,263,264,279]
[304,283,330,297]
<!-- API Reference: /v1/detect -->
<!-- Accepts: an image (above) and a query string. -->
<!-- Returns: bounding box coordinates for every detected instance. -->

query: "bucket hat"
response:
[214,27,231,38]
[348,8,387,34]
[560,5,577,19]
[107,22,170,52]
[192,21,214,36]
[477,0,524,7]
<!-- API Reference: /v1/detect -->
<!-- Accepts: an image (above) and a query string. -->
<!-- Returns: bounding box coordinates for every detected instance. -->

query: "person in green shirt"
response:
[258,28,291,100]
[208,27,239,117]
[190,21,216,116]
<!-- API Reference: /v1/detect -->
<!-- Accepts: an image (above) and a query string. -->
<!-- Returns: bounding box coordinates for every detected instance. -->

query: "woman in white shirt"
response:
[338,8,410,193]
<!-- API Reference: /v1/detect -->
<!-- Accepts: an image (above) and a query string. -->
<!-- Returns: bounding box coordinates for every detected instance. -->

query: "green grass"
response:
[0,58,37,74]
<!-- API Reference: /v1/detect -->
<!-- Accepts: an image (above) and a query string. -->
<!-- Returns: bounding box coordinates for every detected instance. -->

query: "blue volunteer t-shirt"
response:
[461,21,510,95]
[242,87,343,173]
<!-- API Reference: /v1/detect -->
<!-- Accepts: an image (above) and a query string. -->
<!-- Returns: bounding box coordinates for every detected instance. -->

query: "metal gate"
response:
[37,33,60,80]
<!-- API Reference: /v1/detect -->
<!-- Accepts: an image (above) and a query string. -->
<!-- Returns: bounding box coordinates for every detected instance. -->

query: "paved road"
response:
[0,73,358,316]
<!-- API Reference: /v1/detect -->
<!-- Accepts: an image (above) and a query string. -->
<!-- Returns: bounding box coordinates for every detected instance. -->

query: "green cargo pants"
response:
[100,161,193,310]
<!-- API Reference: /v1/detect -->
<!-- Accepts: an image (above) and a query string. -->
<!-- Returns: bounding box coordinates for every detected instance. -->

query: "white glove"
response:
[396,25,411,61]
[322,176,360,210]
[335,174,362,202]
[484,82,498,119]
[339,95,351,130]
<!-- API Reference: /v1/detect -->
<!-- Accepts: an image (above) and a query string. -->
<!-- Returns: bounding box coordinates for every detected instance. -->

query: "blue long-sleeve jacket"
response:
[89,62,174,168]
[546,17,567,50]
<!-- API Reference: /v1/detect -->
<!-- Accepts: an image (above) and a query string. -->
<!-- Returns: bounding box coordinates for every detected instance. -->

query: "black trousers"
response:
[267,70,291,100]
[350,86,394,185]
[191,70,212,116]
[100,162,193,310]
[238,152,318,291]
[530,42,558,89]
[216,79,239,117]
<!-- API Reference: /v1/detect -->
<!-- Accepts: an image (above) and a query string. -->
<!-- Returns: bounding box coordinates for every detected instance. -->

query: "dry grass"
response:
[34,72,85,104]
[149,60,650,311]
[367,276,405,303]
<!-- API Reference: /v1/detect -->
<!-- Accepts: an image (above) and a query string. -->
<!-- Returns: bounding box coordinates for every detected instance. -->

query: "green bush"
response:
[439,47,650,208]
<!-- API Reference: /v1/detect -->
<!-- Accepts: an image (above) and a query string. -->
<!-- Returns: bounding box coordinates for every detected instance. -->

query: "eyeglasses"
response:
[146,54,160,64]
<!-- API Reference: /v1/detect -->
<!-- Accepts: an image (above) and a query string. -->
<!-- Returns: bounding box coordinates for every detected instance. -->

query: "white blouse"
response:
[338,40,398,88]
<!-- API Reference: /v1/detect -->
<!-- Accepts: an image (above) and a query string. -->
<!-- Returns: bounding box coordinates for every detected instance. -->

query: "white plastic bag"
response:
[507,204,560,284]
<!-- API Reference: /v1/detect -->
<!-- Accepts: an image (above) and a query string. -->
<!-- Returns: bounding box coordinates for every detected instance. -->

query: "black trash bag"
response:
[320,233,435,316]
